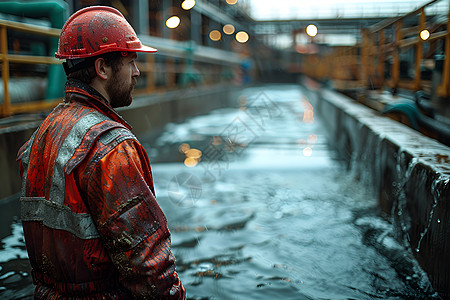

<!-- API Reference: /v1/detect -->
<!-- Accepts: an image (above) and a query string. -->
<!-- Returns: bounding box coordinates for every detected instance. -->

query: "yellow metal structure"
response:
[300,0,449,100]
[0,19,62,117]
[362,0,449,97]
[0,18,159,117]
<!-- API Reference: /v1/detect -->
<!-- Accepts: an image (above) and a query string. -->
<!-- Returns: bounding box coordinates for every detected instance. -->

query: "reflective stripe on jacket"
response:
[17,79,185,299]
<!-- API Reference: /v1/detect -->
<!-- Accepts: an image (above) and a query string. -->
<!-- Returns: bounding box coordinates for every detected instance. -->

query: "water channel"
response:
[0,84,438,299]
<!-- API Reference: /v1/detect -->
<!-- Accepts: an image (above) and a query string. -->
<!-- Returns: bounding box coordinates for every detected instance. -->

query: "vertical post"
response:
[190,9,201,45]
[162,0,171,39]
[1,26,10,116]
[133,0,149,35]
[378,29,385,89]
[440,0,450,97]
[368,29,376,88]
[414,8,425,90]
[361,28,369,88]
[392,20,402,90]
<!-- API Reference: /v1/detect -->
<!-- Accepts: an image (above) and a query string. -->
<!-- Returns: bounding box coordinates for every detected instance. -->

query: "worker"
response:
[16,6,185,299]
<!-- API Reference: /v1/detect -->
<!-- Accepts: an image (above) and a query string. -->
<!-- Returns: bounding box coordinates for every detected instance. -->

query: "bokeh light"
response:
[306,24,318,37]
[181,0,195,10]
[179,143,190,153]
[303,147,313,156]
[186,148,202,159]
[166,16,180,29]
[223,24,235,35]
[302,99,314,123]
[184,157,198,167]
[210,30,222,41]
[420,29,430,40]
[236,31,249,43]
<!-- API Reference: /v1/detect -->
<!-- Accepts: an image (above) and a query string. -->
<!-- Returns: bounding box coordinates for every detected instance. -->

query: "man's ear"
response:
[94,57,110,80]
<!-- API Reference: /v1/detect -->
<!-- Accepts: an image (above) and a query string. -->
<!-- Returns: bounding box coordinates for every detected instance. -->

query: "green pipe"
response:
[0,1,69,100]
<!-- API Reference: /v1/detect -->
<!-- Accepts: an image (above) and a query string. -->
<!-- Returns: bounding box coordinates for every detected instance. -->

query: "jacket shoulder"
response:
[64,117,131,174]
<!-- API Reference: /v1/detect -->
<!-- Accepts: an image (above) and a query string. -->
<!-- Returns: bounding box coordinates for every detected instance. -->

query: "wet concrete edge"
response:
[313,86,450,299]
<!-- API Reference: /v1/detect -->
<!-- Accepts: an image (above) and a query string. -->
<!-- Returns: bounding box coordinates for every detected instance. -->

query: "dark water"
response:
[0,85,439,299]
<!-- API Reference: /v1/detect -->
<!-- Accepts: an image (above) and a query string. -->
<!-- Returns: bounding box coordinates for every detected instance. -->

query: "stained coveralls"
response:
[17,79,185,299]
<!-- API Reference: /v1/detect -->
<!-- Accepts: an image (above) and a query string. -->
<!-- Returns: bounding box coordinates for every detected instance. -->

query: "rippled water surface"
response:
[0,84,437,299]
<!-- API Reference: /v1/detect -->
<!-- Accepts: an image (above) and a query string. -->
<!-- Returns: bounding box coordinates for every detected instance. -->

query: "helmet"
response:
[55,6,157,59]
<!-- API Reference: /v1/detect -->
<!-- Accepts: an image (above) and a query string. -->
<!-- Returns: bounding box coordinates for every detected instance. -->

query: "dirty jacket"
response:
[17,79,185,299]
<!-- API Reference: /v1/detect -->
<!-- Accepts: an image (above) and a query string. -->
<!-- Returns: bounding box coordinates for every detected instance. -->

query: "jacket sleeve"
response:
[85,137,185,299]
[16,139,31,178]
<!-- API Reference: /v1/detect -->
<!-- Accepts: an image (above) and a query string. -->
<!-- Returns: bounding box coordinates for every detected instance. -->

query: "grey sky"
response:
[248,0,447,20]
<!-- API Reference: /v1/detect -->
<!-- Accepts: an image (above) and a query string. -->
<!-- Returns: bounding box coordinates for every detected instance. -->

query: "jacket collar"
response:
[64,79,132,130]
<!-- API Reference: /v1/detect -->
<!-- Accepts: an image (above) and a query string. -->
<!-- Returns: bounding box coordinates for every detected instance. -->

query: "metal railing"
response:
[0,18,243,118]
[361,0,449,97]
[0,18,62,116]
[297,0,449,99]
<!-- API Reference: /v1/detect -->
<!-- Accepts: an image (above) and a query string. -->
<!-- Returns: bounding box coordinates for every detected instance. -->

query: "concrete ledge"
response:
[0,85,239,201]
[316,87,450,299]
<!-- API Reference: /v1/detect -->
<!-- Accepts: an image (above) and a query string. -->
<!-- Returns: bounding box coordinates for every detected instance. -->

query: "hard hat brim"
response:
[135,44,158,53]
[56,45,158,59]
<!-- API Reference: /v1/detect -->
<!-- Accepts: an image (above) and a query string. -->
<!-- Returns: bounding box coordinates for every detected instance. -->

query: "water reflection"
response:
[150,85,437,299]
[0,198,33,299]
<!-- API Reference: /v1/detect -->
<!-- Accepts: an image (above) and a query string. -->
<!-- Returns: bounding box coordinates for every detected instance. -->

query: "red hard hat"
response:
[55,6,157,59]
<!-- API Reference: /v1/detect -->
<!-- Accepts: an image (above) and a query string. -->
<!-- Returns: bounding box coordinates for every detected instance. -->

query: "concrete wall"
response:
[0,85,238,201]
[315,87,450,299]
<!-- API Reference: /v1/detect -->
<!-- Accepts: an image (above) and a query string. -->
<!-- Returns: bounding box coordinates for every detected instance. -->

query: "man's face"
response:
[106,52,140,108]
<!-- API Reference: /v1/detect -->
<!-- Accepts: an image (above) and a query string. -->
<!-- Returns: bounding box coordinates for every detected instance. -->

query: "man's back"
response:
[17,81,185,299]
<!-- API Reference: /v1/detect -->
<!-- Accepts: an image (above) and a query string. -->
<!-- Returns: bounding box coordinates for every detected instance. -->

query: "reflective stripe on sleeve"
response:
[20,131,37,197]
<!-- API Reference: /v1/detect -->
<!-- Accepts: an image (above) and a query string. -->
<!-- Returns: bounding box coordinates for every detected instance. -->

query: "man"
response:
[16,6,185,299]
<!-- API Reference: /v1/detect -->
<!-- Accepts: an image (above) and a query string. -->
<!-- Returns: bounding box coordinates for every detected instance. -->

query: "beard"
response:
[106,73,136,108]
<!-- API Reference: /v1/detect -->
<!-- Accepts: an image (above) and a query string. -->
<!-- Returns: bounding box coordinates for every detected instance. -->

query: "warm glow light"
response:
[186,148,202,159]
[303,110,314,123]
[420,29,430,41]
[223,24,235,35]
[179,143,190,153]
[303,147,313,156]
[181,0,195,10]
[302,99,314,123]
[226,0,237,4]
[209,30,222,41]
[184,157,198,167]
[236,31,249,43]
[306,24,318,37]
[166,16,180,29]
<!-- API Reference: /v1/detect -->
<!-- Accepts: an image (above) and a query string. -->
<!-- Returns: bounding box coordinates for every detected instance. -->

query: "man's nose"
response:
[132,62,140,77]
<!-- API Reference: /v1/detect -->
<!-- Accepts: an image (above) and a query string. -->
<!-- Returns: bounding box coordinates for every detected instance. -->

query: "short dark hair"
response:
[67,52,124,84]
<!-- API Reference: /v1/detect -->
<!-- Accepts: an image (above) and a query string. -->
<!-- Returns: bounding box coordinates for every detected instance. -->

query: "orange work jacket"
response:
[17,79,185,299]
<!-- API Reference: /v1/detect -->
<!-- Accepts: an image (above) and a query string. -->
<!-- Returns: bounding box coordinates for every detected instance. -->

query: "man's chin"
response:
[111,96,132,108]
[108,85,134,108]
